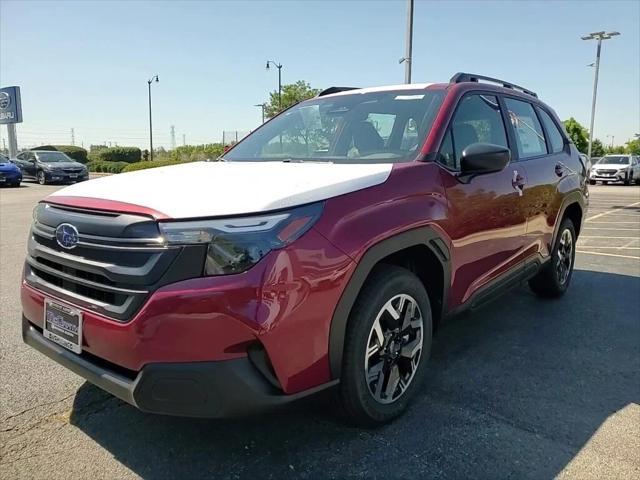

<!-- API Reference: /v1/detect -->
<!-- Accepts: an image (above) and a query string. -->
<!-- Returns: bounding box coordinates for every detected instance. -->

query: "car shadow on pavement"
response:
[69,269,640,479]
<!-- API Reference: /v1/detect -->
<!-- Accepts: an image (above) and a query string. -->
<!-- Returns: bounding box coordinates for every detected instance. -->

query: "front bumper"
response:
[22,316,336,417]
[0,171,22,184]
[45,171,88,183]
[590,171,629,182]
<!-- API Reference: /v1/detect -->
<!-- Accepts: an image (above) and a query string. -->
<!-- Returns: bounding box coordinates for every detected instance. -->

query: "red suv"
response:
[21,73,587,425]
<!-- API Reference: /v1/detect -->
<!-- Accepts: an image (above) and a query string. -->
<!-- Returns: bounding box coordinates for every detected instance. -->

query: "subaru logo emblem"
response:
[55,223,79,250]
[0,92,10,110]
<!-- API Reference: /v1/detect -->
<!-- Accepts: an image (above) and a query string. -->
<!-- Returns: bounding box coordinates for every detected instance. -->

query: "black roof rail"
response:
[317,86,359,97]
[449,72,538,98]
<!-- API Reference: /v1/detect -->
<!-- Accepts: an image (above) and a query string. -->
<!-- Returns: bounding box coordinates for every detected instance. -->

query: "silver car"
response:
[589,155,640,185]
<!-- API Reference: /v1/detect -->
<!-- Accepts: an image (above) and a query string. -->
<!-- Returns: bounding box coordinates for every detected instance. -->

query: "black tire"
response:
[588,179,596,185]
[11,181,20,188]
[37,171,47,185]
[602,181,608,185]
[624,176,630,186]
[338,264,432,427]
[529,218,576,298]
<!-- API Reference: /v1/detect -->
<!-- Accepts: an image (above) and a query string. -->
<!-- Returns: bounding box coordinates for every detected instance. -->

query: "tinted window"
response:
[35,151,71,163]
[505,98,547,158]
[537,108,565,153]
[225,90,445,164]
[438,94,508,170]
[598,156,630,165]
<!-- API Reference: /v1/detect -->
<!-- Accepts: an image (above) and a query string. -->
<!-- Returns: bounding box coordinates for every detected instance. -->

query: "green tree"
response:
[605,145,626,154]
[625,138,640,155]
[264,81,320,119]
[591,138,605,157]
[563,117,589,154]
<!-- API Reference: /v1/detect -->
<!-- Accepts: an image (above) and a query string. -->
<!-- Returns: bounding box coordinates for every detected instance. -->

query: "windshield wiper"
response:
[281,158,333,164]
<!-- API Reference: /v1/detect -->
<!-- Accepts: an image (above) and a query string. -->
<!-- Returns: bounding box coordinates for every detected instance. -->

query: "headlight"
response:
[158,202,324,275]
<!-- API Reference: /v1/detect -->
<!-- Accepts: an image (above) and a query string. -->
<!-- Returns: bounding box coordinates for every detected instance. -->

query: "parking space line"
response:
[586,201,640,222]
[581,227,640,231]
[588,221,640,224]
[579,236,639,239]
[575,245,640,250]
[576,250,640,260]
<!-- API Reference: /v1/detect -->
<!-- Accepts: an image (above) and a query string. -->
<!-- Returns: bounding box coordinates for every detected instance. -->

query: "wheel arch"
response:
[328,226,451,379]
[553,191,586,245]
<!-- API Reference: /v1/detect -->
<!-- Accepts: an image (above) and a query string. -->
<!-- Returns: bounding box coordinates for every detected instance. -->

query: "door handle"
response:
[555,163,565,177]
[512,170,525,196]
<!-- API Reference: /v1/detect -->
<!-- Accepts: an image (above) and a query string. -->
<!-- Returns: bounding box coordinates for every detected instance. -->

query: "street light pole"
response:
[266,61,282,110]
[399,0,414,84]
[581,31,620,160]
[254,103,266,124]
[147,75,159,161]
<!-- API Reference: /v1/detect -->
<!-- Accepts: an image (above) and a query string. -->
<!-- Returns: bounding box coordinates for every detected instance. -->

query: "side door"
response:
[505,98,568,259]
[24,152,38,178]
[436,93,530,307]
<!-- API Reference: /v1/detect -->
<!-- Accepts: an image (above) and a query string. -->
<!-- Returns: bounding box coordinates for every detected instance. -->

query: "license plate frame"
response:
[68,173,77,179]
[43,299,83,354]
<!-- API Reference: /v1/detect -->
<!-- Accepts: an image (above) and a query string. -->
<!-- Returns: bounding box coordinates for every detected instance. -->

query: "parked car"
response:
[0,153,22,187]
[13,150,88,185]
[589,154,640,185]
[21,73,587,426]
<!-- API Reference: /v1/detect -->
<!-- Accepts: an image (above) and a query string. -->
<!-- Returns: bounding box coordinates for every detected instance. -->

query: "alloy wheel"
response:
[364,294,423,405]
[37,172,46,185]
[556,228,573,285]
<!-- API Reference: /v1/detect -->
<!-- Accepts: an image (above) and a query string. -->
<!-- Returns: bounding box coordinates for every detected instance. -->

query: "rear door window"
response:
[504,98,548,158]
[537,108,565,153]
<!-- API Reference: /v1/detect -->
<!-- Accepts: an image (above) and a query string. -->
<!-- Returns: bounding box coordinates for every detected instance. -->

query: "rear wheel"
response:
[529,218,576,298]
[37,171,47,185]
[338,265,432,426]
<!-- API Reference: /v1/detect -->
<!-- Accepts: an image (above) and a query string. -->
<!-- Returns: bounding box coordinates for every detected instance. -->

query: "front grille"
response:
[63,168,83,174]
[25,202,206,321]
[596,169,618,175]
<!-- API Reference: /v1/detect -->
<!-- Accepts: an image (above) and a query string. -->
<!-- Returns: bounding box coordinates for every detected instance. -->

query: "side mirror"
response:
[460,143,511,174]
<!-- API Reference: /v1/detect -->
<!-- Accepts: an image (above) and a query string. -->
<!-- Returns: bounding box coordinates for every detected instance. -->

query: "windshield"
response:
[0,153,8,162]
[36,151,72,163]
[224,89,445,164]
[598,156,630,165]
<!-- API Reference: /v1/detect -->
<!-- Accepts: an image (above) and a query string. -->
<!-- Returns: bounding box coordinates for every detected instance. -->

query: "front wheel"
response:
[529,218,576,298]
[588,179,596,185]
[338,265,432,426]
[37,171,47,185]
[11,181,20,188]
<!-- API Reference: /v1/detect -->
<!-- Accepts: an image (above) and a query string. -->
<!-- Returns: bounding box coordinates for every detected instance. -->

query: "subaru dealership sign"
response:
[0,86,23,124]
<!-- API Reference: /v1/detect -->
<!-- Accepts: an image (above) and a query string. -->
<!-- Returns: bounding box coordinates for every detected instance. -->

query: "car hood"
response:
[43,161,85,169]
[593,163,629,169]
[0,162,19,171]
[48,161,393,219]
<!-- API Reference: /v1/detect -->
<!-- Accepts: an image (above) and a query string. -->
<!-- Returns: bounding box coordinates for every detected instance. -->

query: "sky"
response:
[1,0,638,150]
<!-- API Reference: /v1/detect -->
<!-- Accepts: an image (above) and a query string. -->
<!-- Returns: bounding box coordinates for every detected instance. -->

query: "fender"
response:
[328,226,451,379]
[551,190,587,248]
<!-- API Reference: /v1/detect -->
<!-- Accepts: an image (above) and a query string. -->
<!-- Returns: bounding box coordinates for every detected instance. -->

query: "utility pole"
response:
[147,75,159,160]
[170,125,176,150]
[182,134,186,146]
[266,61,283,109]
[399,0,414,83]
[71,128,75,146]
[581,31,620,159]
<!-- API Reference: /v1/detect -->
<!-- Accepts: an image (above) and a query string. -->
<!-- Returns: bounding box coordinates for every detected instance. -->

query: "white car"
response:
[589,155,640,185]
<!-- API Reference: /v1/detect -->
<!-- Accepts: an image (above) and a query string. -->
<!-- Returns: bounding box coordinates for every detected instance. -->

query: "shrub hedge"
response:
[31,145,88,163]
[87,160,130,174]
[93,147,142,164]
[122,159,187,173]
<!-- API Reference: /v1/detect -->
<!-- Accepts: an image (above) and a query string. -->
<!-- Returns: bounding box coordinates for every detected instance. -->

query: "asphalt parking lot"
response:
[1,182,639,479]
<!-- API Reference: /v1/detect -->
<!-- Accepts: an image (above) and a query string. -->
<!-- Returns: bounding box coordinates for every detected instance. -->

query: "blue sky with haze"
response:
[1,0,638,150]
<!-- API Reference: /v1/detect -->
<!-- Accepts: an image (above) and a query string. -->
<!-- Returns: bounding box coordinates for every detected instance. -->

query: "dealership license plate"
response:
[68,174,77,178]
[43,299,82,354]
